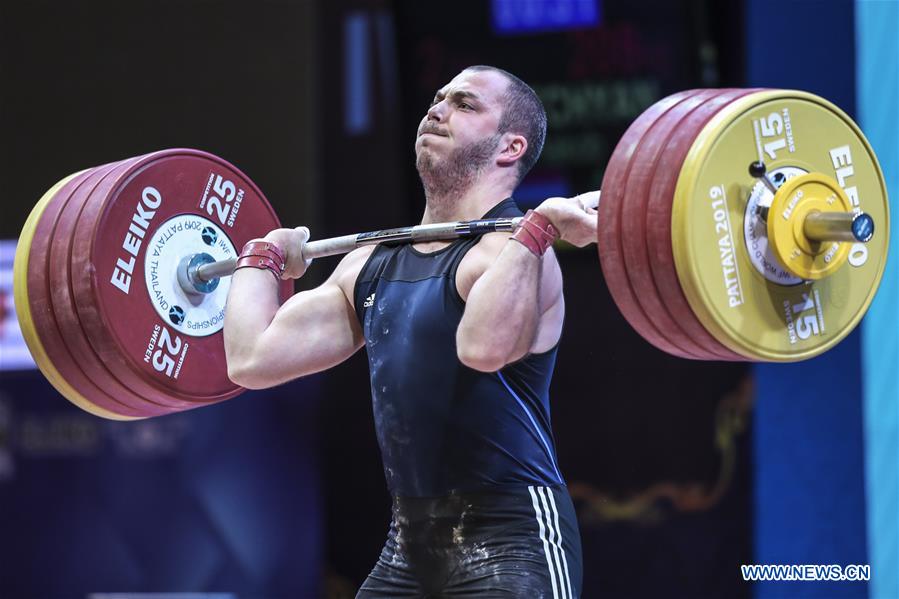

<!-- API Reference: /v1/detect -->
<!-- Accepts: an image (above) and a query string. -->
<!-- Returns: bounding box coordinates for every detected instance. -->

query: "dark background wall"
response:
[0,0,812,597]
[0,0,320,239]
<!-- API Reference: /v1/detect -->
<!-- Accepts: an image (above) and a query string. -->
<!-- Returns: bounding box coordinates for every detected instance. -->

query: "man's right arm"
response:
[224,233,372,390]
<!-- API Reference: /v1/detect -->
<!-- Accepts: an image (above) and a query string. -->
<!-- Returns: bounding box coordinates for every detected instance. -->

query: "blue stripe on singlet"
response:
[497,371,562,482]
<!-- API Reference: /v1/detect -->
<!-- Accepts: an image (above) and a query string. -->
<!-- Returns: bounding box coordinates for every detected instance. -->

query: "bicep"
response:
[232,249,371,388]
[459,234,563,314]
[253,281,364,380]
[458,234,564,353]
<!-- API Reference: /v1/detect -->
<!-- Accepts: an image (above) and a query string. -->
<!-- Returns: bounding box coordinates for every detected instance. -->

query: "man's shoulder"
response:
[463,231,561,272]
[454,232,561,302]
[331,245,378,303]
[460,231,513,274]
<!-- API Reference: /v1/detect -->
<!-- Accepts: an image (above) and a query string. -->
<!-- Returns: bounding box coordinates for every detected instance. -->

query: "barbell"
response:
[13,88,890,420]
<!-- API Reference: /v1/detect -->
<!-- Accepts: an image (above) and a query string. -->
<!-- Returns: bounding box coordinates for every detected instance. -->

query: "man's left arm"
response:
[456,192,599,371]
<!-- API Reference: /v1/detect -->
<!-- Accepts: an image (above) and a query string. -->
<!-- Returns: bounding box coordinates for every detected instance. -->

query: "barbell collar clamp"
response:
[749,160,780,196]
[178,252,221,297]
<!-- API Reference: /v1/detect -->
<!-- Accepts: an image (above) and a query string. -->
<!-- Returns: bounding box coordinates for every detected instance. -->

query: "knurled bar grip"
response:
[195,216,523,282]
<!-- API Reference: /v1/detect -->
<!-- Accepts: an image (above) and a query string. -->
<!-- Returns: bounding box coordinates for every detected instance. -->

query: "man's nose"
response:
[426,101,445,121]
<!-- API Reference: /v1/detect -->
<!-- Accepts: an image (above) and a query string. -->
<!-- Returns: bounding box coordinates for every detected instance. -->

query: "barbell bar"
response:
[185,192,870,294]
[13,87,890,419]
[188,216,524,290]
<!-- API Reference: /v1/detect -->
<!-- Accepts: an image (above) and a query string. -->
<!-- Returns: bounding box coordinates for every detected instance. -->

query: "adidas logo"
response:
[363,293,375,308]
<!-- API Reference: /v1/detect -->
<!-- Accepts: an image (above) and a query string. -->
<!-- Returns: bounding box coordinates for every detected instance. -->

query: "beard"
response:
[415,134,501,204]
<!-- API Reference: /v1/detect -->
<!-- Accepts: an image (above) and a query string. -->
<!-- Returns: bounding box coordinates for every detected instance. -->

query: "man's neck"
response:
[420,177,514,224]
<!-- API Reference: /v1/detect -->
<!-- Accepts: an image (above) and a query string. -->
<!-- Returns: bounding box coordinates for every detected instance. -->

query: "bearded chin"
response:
[416,135,500,203]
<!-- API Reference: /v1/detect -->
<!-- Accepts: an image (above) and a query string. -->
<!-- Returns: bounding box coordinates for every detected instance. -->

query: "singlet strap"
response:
[353,198,524,323]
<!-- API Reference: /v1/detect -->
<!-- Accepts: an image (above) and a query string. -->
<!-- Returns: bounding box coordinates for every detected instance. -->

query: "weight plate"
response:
[15,168,145,419]
[672,90,890,361]
[645,88,762,361]
[621,88,734,360]
[598,89,702,359]
[69,149,291,404]
[49,157,185,415]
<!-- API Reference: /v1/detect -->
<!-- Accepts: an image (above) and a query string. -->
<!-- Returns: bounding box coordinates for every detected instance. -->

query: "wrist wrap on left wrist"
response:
[235,240,286,279]
[511,210,559,256]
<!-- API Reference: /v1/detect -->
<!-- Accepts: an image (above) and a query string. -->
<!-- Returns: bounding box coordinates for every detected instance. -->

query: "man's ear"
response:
[496,132,528,168]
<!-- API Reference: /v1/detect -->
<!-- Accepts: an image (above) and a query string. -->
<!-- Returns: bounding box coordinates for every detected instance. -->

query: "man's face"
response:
[415,69,508,178]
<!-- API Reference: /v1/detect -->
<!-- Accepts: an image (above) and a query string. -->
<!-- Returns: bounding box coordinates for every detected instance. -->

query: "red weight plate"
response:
[48,157,183,416]
[598,90,702,359]
[27,163,169,418]
[70,149,290,408]
[645,88,765,361]
[622,89,741,360]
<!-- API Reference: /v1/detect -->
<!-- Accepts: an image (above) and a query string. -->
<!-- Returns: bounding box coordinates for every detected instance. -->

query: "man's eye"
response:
[459,102,472,110]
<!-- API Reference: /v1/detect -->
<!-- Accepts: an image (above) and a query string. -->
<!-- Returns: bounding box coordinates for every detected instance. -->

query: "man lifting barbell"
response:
[225,65,591,598]
[14,63,889,598]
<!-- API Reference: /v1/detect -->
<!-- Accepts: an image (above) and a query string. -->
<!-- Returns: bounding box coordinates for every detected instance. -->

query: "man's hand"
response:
[534,191,600,248]
[262,226,313,279]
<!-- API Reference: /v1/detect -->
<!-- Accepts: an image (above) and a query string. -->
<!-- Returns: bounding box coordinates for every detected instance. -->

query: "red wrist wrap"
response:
[235,240,286,279]
[240,241,285,263]
[511,210,559,256]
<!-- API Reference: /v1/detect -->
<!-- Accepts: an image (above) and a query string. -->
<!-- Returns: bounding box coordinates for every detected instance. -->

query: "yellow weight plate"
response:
[13,172,138,420]
[672,90,890,362]
[766,173,852,280]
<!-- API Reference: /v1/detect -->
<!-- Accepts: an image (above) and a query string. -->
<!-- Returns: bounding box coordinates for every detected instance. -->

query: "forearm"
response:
[457,239,542,370]
[223,267,282,371]
[224,243,368,389]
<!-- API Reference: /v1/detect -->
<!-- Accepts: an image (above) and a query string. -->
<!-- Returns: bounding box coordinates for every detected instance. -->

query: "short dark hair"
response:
[465,65,546,184]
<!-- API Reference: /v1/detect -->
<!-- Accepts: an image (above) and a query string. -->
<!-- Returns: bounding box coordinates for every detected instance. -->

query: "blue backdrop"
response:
[749,1,898,598]
[747,1,871,598]
[0,371,324,597]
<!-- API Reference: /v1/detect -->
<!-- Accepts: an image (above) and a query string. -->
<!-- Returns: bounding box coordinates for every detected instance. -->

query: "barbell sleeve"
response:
[803,210,875,243]
[193,216,523,283]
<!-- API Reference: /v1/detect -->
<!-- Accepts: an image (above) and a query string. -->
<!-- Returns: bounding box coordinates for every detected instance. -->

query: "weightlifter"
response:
[224,65,597,598]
